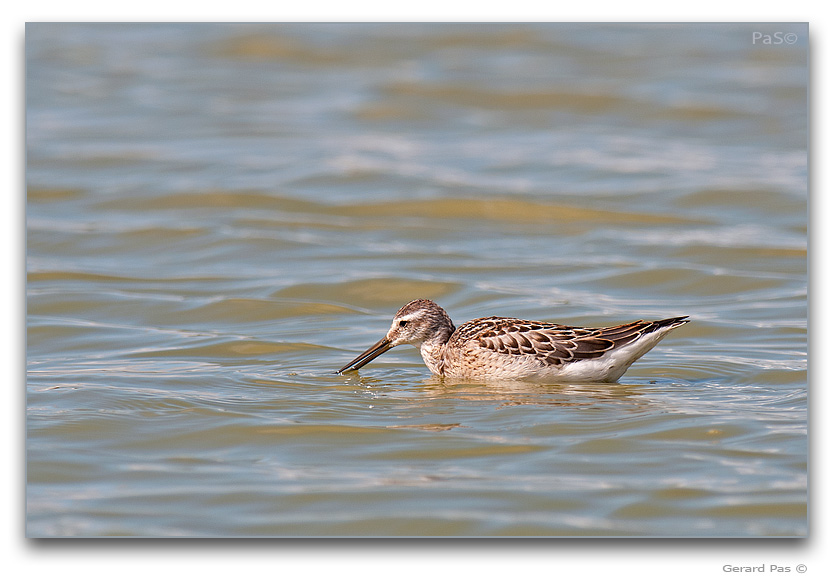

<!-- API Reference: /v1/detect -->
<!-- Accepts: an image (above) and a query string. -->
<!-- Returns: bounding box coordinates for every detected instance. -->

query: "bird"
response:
[337,299,688,382]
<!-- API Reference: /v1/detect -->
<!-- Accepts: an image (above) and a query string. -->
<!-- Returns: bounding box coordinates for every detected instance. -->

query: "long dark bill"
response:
[336,337,393,374]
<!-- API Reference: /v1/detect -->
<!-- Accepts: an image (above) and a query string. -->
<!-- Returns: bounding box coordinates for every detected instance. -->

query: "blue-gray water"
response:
[26,22,807,537]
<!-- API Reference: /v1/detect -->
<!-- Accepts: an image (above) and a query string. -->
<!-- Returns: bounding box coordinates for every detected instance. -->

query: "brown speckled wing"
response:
[456,316,685,366]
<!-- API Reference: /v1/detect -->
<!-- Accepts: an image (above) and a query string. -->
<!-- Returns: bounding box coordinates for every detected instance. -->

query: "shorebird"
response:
[337,299,688,382]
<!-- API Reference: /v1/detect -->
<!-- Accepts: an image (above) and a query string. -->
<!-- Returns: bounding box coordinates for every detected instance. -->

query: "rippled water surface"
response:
[26,23,807,537]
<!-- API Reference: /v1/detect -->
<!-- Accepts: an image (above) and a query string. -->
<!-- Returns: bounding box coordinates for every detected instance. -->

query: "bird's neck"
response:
[420,340,446,375]
[419,324,455,375]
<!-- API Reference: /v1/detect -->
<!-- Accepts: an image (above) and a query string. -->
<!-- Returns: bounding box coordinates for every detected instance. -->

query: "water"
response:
[26,22,807,537]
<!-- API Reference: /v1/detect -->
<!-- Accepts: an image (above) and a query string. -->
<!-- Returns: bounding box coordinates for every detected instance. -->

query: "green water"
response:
[26,22,807,537]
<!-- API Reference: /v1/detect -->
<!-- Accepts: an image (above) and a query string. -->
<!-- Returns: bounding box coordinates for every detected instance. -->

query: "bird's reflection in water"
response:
[418,375,652,410]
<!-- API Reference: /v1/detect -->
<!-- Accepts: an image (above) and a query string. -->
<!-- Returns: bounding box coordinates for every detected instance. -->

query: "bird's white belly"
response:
[442,355,622,382]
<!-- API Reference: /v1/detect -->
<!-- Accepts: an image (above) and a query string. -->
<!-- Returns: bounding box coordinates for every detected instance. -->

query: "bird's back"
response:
[440,315,689,382]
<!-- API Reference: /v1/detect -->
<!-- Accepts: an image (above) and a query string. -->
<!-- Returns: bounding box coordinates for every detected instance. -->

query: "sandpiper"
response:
[337,299,688,382]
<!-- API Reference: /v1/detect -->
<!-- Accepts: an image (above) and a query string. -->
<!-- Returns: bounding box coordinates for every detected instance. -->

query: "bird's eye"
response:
[399,320,408,327]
